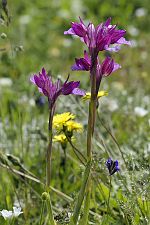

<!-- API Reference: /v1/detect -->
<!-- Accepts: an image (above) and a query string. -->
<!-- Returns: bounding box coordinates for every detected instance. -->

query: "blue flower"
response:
[106,158,120,175]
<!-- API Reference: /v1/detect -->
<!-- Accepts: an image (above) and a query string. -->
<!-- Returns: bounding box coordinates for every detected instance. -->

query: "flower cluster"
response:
[65,17,131,93]
[106,158,120,175]
[30,68,85,108]
[53,112,83,134]
[64,17,131,55]
[53,134,68,143]
[53,112,83,149]
[53,133,75,149]
[0,207,23,220]
[53,112,75,129]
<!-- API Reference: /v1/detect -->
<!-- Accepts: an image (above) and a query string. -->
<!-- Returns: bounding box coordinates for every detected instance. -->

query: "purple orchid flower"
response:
[100,57,121,77]
[96,57,121,94]
[71,51,121,94]
[71,50,91,71]
[30,68,85,107]
[64,17,131,55]
[106,158,120,175]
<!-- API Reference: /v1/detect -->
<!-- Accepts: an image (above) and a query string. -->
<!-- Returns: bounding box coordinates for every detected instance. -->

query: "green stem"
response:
[46,107,54,188]
[39,200,45,225]
[6,221,10,225]
[46,106,55,224]
[69,161,91,225]
[10,217,15,225]
[78,181,91,225]
[98,115,127,169]
[107,176,112,219]
[65,134,86,165]
[87,55,97,159]
[85,53,97,225]
[46,193,56,225]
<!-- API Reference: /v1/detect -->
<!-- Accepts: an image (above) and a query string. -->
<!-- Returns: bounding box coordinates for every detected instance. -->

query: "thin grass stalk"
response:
[46,194,56,225]
[46,106,56,224]
[97,113,127,169]
[65,134,87,165]
[39,200,46,225]
[87,54,97,158]
[85,53,97,224]
[65,138,110,206]
[78,183,91,225]
[69,160,91,225]
[107,176,112,220]
[46,106,54,187]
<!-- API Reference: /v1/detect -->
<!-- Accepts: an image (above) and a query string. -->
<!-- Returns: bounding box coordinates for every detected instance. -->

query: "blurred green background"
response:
[0,0,149,224]
[0,0,150,80]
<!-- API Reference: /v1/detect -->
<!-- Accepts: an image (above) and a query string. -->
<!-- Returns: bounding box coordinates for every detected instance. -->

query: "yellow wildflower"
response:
[65,120,83,132]
[53,134,75,149]
[53,134,67,143]
[82,91,108,101]
[53,112,83,137]
[53,134,68,150]
[53,112,75,129]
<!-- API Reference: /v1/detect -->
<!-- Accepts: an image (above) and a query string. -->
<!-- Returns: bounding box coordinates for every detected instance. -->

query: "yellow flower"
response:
[53,112,83,136]
[53,134,67,143]
[53,134,75,149]
[53,134,69,150]
[65,120,83,132]
[82,91,108,101]
[53,112,75,130]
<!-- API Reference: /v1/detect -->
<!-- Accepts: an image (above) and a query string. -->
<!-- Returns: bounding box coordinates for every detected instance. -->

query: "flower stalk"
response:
[46,106,54,187]
[69,160,91,225]
[78,184,91,225]
[87,53,98,159]
[85,53,98,224]
[46,193,56,225]
[106,176,112,222]
[39,200,46,225]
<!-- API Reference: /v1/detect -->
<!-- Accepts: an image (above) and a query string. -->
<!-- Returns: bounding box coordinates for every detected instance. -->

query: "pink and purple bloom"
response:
[72,51,121,94]
[64,17,131,55]
[71,50,91,71]
[30,68,85,107]
[65,18,130,94]
[106,158,120,175]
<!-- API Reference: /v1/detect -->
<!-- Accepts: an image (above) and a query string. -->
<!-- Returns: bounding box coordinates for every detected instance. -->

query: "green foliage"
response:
[0,0,150,224]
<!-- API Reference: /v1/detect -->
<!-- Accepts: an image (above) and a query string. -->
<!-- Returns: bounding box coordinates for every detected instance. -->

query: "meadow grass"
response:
[0,0,150,224]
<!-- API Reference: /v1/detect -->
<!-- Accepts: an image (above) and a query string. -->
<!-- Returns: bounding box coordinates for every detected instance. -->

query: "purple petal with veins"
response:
[117,37,132,45]
[105,45,121,52]
[113,63,121,72]
[72,88,86,96]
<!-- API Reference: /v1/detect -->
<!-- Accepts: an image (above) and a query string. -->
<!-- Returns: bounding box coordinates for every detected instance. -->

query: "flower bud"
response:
[15,45,24,52]
[1,33,7,39]
[42,192,49,201]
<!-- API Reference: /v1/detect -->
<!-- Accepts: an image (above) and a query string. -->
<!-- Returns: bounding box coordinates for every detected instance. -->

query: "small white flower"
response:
[134,107,148,117]
[107,99,119,112]
[130,40,138,48]
[19,15,31,25]
[13,207,23,217]
[0,209,13,220]
[29,98,35,107]
[128,26,139,36]
[0,207,23,220]
[135,8,147,17]
[0,78,13,87]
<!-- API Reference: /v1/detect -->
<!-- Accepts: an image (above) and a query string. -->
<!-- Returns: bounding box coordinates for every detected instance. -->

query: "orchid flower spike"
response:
[30,68,85,108]
[64,17,131,55]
